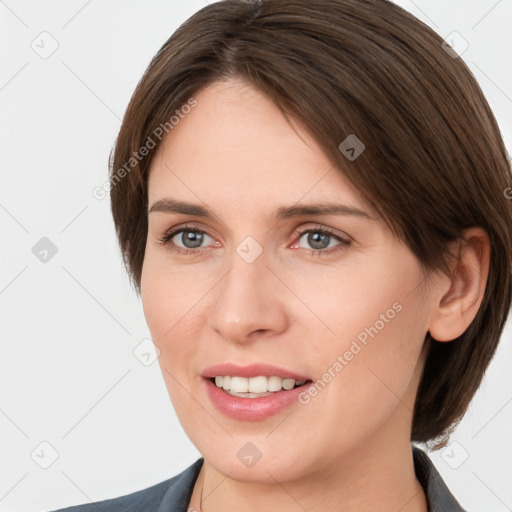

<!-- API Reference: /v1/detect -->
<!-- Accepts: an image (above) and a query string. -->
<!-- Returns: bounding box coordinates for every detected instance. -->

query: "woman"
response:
[50,0,512,510]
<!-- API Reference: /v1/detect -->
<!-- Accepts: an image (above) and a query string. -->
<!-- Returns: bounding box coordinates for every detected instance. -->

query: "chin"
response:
[200,439,317,484]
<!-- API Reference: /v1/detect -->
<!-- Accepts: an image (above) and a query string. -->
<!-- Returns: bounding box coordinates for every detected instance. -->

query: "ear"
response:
[428,227,490,342]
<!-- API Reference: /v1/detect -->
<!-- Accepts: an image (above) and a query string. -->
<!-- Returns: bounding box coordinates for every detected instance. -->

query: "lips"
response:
[201,363,313,420]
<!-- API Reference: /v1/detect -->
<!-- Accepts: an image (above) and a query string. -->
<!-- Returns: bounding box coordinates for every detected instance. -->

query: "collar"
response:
[412,445,467,511]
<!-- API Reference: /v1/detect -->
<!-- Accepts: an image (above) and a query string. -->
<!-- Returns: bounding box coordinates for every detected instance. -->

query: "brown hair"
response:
[108,0,512,447]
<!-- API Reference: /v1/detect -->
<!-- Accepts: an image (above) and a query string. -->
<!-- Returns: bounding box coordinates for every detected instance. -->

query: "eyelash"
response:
[157,223,351,257]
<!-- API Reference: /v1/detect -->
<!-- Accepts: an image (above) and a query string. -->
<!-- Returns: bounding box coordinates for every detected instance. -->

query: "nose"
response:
[207,249,289,344]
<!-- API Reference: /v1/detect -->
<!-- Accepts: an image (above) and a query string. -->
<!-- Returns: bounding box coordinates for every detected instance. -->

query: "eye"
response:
[294,226,351,255]
[157,224,218,255]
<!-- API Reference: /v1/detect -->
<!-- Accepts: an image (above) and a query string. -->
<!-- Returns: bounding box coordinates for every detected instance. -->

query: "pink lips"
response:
[201,363,312,421]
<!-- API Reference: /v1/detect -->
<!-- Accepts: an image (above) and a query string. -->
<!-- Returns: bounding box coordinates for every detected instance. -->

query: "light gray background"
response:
[1,1,511,511]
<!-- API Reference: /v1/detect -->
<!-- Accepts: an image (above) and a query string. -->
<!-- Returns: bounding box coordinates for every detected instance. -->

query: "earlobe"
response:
[428,227,490,343]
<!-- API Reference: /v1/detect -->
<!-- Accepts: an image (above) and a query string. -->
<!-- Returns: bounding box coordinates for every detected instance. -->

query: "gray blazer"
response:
[47,446,466,511]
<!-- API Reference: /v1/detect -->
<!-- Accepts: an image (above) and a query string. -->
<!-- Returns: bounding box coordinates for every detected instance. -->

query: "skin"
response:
[141,78,490,512]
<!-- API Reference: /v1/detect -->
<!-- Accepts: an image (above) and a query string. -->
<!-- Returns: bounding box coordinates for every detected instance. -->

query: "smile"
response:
[212,375,307,397]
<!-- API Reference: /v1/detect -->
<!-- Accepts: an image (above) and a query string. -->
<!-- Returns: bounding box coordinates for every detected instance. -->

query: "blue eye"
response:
[295,227,351,255]
[158,225,215,255]
[173,230,212,249]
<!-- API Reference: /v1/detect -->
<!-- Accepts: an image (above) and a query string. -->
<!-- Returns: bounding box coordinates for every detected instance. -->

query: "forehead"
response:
[147,79,372,214]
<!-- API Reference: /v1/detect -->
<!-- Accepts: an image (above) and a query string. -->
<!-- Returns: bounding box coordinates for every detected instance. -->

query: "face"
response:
[141,78,436,484]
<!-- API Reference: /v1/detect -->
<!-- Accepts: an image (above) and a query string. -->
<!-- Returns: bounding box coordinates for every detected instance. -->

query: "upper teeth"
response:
[214,375,306,393]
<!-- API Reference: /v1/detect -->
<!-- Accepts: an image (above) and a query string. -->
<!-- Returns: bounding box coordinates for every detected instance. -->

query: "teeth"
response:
[248,376,267,393]
[231,376,248,393]
[268,376,283,392]
[222,376,231,390]
[213,375,307,393]
[282,378,296,390]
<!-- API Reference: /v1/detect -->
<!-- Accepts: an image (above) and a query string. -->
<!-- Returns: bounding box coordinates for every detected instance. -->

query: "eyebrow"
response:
[148,198,374,220]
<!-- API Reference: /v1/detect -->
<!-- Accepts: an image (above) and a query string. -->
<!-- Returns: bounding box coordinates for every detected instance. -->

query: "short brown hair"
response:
[109,0,512,447]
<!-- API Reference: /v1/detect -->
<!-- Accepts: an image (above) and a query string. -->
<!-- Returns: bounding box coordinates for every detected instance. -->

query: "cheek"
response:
[141,248,194,334]
[140,252,209,381]
[291,252,427,405]
[289,254,419,352]
[141,272,196,413]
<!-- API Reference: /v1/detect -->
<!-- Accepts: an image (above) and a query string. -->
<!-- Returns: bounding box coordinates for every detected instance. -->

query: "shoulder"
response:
[45,458,204,512]
[412,445,467,512]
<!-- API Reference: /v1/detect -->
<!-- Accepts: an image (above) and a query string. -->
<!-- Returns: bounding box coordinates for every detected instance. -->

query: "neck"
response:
[190,436,427,512]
